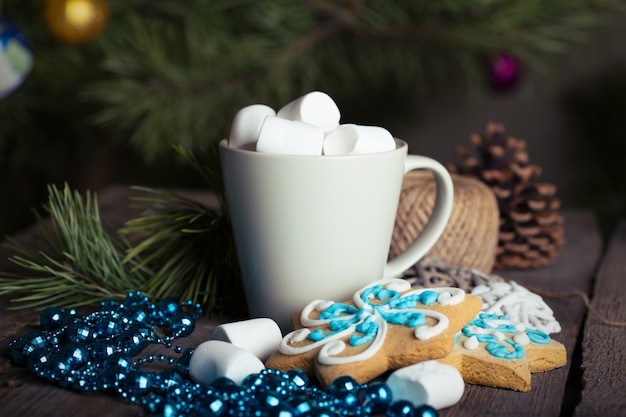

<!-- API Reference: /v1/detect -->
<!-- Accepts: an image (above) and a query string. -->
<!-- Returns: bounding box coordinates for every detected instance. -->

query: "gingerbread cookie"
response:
[437,312,567,392]
[265,278,482,387]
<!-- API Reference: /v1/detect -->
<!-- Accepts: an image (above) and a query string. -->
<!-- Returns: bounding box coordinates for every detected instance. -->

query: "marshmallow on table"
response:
[323,124,396,155]
[228,104,276,148]
[256,116,325,155]
[386,360,465,410]
[189,340,265,386]
[277,91,341,132]
[208,318,282,362]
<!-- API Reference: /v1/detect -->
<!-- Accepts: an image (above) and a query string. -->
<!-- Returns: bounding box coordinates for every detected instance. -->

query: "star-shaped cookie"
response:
[265,278,482,387]
[437,312,567,392]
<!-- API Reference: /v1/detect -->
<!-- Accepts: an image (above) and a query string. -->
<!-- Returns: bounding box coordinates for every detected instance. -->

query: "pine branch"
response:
[0,183,153,309]
[75,0,619,161]
[119,185,244,317]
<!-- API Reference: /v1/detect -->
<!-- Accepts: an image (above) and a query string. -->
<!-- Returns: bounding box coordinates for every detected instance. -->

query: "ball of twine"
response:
[390,171,500,273]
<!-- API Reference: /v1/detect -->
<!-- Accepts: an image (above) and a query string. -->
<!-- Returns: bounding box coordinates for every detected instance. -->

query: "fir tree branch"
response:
[0,184,153,309]
[119,185,244,317]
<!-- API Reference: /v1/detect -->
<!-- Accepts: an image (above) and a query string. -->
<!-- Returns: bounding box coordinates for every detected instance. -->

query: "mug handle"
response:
[383,155,454,278]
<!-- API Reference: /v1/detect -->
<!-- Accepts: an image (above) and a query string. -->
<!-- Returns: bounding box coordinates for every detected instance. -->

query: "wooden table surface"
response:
[1,185,625,417]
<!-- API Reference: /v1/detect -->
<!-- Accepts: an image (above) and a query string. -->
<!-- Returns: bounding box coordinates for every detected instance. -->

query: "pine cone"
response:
[448,122,564,269]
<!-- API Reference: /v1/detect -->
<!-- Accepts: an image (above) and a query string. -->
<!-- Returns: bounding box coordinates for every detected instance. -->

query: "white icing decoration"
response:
[415,311,449,340]
[464,335,479,350]
[493,331,505,341]
[437,292,452,304]
[514,333,530,345]
[471,281,562,334]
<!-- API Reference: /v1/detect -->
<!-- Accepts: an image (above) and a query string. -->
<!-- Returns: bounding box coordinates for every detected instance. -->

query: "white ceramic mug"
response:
[219,139,453,331]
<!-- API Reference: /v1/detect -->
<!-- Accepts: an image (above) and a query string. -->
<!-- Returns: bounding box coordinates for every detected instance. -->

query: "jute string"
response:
[523,286,626,328]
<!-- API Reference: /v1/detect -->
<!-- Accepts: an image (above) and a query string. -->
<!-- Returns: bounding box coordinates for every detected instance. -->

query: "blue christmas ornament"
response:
[0,17,33,99]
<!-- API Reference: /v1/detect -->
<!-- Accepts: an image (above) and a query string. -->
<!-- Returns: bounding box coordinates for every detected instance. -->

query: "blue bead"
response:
[62,343,89,366]
[95,316,122,337]
[26,330,51,350]
[89,340,119,361]
[329,375,360,396]
[195,392,228,416]
[128,306,150,324]
[26,347,51,370]
[47,354,72,379]
[9,337,33,366]
[287,395,313,415]
[120,370,153,395]
[387,400,416,417]
[103,355,133,384]
[158,297,181,317]
[171,311,195,337]
[414,404,438,417]
[40,307,65,330]
[119,328,147,356]
[285,369,309,393]
[362,381,393,413]
[67,323,97,343]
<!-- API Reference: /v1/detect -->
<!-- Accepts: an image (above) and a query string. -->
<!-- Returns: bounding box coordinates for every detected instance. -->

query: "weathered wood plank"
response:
[575,220,626,417]
[0,186,602,416]
[439,210,602,417]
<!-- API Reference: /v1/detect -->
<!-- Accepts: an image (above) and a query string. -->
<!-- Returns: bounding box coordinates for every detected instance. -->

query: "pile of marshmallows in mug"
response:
[228,91,396,155]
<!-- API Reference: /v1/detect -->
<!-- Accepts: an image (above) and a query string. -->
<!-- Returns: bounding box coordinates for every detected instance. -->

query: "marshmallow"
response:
[208,318,282,361]
[256,116,324,155]
[189,340,265,386]
[276,91,341,132]
[323,124,396,155]
[228,104,276,148]
[386,360,465,410]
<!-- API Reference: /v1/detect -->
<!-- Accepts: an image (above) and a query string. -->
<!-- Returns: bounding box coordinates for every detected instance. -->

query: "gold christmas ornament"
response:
[43,0,109,45]
[390,171,499,273]
[449,122,565,269]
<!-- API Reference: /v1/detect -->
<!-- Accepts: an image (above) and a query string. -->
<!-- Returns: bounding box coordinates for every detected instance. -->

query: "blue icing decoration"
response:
[308,329,325,342]
[486,340,525,359]
[377,308,426,328]
[349,315,379,346]
[526,328,550,345]
[469,313,517,334]
[319,303,358,320]
[421,290,439,305]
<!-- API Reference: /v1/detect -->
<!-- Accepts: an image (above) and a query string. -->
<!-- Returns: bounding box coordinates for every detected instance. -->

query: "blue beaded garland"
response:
[7,291,439,417]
